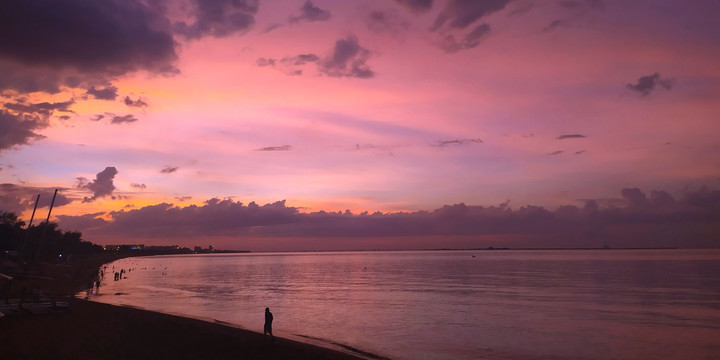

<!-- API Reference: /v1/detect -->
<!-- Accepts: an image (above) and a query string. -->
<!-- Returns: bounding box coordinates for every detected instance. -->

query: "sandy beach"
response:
[0,256,366,360]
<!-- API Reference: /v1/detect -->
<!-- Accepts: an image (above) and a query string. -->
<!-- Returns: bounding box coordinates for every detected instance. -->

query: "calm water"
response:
[91,249,720,360]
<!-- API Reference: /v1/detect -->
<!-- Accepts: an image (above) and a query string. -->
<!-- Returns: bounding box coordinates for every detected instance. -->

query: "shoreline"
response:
[1,254,370,360]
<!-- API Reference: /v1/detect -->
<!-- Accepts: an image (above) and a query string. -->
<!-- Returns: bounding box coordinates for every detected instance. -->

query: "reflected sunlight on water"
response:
[92,249,720,360]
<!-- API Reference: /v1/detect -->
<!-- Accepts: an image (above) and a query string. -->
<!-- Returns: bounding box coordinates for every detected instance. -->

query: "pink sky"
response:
[1,0,719,250]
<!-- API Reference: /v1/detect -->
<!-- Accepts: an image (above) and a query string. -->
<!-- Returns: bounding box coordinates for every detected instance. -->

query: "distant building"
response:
[209,245,215,252]
[104,244,144,252]
[194,246,202,253]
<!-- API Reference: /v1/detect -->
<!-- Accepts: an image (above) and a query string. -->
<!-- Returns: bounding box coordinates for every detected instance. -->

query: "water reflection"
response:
[94,250,720,360]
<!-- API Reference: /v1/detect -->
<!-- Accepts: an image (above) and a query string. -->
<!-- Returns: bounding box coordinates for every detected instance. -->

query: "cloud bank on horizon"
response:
[51,186,720,251]
[1,0,719,249]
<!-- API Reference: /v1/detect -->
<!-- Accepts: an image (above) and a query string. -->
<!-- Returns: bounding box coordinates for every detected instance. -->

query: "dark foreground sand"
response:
[1,256,367,360]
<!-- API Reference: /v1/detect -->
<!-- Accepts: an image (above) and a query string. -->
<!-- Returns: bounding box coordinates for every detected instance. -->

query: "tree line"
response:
[0,211,102,262]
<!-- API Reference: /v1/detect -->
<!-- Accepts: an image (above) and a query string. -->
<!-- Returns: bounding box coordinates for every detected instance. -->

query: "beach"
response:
[0,256,365,360]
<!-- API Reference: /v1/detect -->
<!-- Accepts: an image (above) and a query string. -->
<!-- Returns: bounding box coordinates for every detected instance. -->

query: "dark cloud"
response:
[130,183,147,190]
[367,11,410,35]
[85,85,119,100]
[124,96,149,108]
[174,0,257,40]
[110,114,138,124]
[548,150,564,155]
[259,36,373,78]
[175,196,193,202]
[54,212,107,232]
[161,166,179,174]
[255,145,292,151]
[0,0,178,92]
[0,183,72,214]
[557,134,586,139]
[76,166,118,203]
[286,54,320,66]
[541,19,565,33]
[0,99,74,151]
[0,110,47,151]
[4,100,75,118]
[543,0,604,33]
[256,54,320,76]
[430,0,512,31]
[559,0,604,10]
[431,138,484,147]
[440,23,491,53]
[56,187,720,249]
[393,0,434,13]
[290,1,331,23]
[256,58,276,67]
[423,0,511,53]
[319,35,374,78]
[626,73,675,96]
[86,111,134,124]
[574,150,586,155]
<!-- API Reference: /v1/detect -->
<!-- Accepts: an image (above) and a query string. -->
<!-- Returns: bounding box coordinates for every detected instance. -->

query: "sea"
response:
[89,249,720,360]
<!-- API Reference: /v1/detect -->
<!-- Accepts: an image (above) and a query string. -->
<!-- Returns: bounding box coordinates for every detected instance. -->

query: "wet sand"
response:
[0,256,366,360]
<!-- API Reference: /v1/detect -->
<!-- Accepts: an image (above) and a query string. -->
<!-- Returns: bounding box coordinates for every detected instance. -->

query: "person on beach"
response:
[264,307,274,341]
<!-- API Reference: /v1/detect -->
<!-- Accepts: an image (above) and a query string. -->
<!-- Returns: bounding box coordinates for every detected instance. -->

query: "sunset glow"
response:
[1,0,719,250]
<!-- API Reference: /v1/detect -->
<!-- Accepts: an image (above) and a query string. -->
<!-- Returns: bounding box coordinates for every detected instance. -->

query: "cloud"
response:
[285,54,320,66]
[174,0,258,40]
[124,96,149,108]
[367,10,410,35]
[56,187,720,249]
[85,85,119,100]
[256,58,276,67]
[392,0,434,13]
[541,19,565,33]
[130,183,147,190]
[256,54,320,76]
[259,36,374,78]
[431,138,484,147]
[0,0,178,93]
[110,114,138,124]
[255,145,292,151]
[0,183,73,213]
[289,1,331,23]
[440,23,491,53]
[574,150,586,155]
[319,35,374,78]
[54,212,107,232]
[0,99,75,151]
[559,0,604,10]
[161,166,179,174]
[626,73,675,96]
[90,114,105,122]
[423,0,510,52]
[557,134,586,140]
[542,1,604,33]
[430,0,512,30]
[0,110,47,151]
[4,100,75,118]
[548,150,564,155]
[76,166,118,203]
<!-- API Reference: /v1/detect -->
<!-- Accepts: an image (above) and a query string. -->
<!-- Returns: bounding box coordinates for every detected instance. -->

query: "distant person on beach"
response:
[264,307,274,341]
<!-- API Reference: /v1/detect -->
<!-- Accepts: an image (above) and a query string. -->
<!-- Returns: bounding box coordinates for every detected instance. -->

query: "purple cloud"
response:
[290,1,331,23]
[77,166,118,203]
[55,187,720,249]
[627,73,675,96]
[0,183,72,213]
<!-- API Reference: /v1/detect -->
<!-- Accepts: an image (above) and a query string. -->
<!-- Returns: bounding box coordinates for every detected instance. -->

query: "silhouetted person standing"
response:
[264,307,274,341]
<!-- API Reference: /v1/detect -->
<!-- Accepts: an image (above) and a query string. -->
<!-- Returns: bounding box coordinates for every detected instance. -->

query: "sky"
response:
[1,0,719,251]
